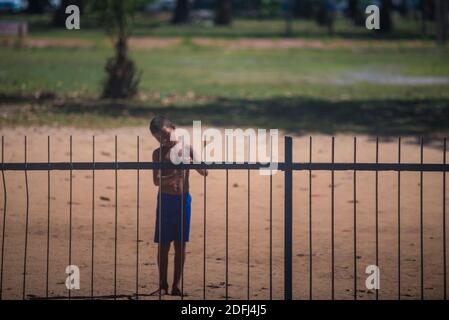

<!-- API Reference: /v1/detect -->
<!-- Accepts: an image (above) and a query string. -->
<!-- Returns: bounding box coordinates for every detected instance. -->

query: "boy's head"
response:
[150,115,176,146]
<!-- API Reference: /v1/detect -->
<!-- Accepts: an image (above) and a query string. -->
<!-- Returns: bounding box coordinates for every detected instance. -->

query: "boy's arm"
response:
[152,150,160,186]
[190,146,208,177]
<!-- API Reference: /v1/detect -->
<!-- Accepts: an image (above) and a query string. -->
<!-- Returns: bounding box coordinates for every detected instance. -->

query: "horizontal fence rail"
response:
[2,162,449,172]
[0,135,448,300]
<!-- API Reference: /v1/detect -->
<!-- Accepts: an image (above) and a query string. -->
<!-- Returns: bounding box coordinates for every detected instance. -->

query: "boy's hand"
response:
[176,145,193,163]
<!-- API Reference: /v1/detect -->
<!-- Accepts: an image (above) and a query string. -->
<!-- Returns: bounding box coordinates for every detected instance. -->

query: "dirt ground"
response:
[0,126,448,300]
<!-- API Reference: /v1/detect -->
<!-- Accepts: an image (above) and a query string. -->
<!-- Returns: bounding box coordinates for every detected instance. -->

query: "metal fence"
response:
[0,135,448,300]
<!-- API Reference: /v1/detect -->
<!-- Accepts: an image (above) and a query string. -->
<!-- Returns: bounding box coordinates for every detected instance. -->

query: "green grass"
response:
[1,44,448,99]
[0,14,448,134]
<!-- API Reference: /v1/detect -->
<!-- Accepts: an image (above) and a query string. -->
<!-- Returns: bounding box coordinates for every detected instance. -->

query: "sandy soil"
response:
[1,37,181,49]
[0,126,448,300]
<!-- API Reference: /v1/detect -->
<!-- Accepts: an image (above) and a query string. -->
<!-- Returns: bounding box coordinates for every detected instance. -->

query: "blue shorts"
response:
[154,192,191,244]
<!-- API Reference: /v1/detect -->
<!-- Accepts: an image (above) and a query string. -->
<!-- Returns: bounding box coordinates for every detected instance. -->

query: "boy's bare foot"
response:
[149,286,169,296]
[171,286,185,296]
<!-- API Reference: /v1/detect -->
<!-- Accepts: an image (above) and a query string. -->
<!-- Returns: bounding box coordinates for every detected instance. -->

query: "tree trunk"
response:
[421,0,427,35]
[379,0,393,33]
[103,35,140,99]
[316,0,336,35]
[27,0,47,14]
[172,0,190,24]
[215,0,232,25]
[443,0,448,43]
[347,0,358,19]
[347,0,364,26]
[282,0,293,36]
[435,0,449,44]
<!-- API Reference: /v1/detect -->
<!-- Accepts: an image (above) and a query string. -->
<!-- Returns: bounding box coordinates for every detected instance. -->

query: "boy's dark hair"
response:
[149,115,175,135]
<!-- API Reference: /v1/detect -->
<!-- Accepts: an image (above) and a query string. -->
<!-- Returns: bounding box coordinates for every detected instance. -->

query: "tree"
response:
[215,0,232,25]
[91,0,141,99]
[27,0,49,13]
[316,0,337,35]
[294,0,318,19]
[397,0,410,17]
[346,0,364,26]
[172,0,191,24]
[419,0,435,36]
[435,0,448,44]
[281,0,294,36]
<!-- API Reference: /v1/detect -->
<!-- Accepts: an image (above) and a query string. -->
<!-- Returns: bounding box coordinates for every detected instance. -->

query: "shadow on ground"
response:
[30,95,448,136]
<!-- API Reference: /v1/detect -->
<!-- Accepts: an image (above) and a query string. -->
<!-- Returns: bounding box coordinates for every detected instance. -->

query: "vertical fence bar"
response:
[331,137,335,300]
[225,135,229,300]
[284,136,293,300]
[353,137,357,300]
[420,137,424,300]
[269,135,273,300]
[0,136,6,300]
[375,137,379,300]
[247,140,251,300]
[309,136,313,300]
[398,137,401,300]
[269,135,273,301]
[203,138,207,300]
[114,136,118,299]
[443,138,447,300]
[68,136,72,300]
[136,136,140,300]
[22,136,29,300]
[46,136,50,298]
[91,136,95,299]
[181,137,185,300]
[158,137,162,300]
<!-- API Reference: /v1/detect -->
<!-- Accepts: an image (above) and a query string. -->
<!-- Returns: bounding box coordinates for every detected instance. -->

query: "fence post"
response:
[284,136,293,300]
